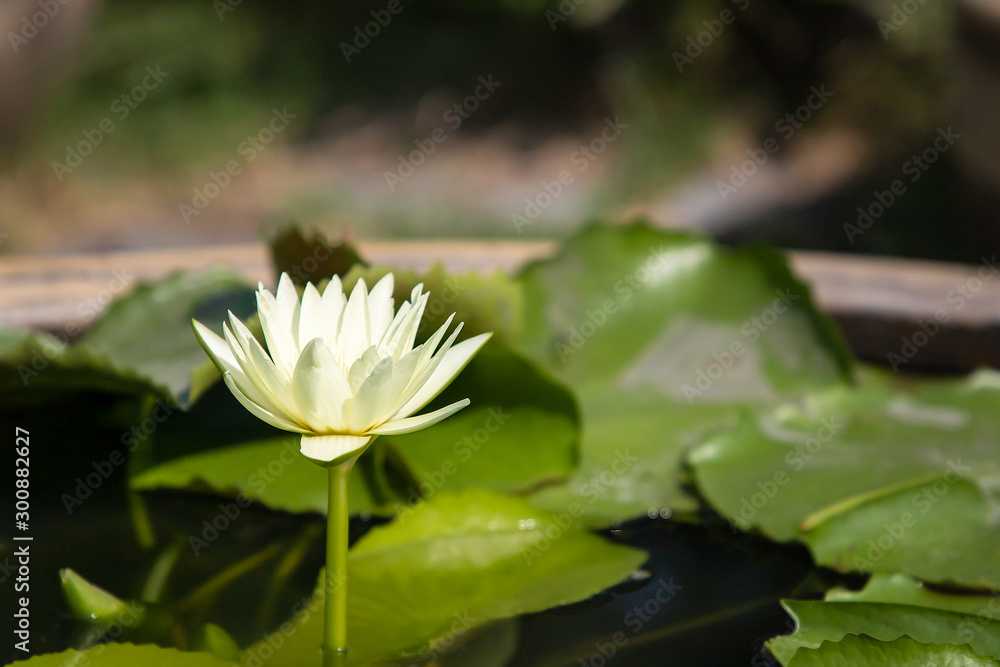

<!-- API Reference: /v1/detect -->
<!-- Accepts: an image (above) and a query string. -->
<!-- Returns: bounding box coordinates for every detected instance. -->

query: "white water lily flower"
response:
[193,272,490,465]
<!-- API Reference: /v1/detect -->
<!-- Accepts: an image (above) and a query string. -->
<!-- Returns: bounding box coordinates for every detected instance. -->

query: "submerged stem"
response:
[324,459,355,667]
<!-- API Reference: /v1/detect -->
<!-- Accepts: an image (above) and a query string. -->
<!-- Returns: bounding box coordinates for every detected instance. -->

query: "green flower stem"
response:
[325,459,355,667]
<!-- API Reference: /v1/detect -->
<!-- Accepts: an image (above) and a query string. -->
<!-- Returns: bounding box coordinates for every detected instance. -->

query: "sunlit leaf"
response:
[380,347,579,502]
[131,436,379,516]
[689,370,1000,587]
[242,489,647,665]
[514,221,852,524]
[0,328,159,406]
[77,267,256,406]
[58,568,173,642]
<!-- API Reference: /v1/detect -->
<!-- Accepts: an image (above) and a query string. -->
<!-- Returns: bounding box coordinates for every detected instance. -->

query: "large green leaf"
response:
[3,644,236,667]
[787,635,1000,667]
[803,476,1000,588]
[0,328,161,406]
[131,436,379,516]
[688,370,1000,586]
[77,267,256,405]
[513,221,852,524]
[379,347,579,502]
[767,600,1000,665]
[242,489,647,665]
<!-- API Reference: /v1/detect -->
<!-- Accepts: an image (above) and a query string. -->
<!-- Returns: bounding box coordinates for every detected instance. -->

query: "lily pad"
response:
[242,489,647,665]
[803,476,1000,589]
[379,347,579,503]
[0,328,162,405]
[688,370,1000,586]
[131,436,380,516]
[787,634,1000,667]
[514,221,852,524]
[77,267,257,405]
[767,600,1000,665]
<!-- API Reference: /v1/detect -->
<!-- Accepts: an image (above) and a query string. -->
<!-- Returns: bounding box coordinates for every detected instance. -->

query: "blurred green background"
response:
[1,0,997,260]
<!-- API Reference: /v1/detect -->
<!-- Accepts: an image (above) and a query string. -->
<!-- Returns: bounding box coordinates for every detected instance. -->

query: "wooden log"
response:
[1,242,998,372]
[788,252,1000,372]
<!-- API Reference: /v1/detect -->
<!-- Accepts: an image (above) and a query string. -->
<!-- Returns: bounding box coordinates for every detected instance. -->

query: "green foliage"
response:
[58,568,175,643]
[12,223,1000,665]
[513,221,852,524]
[0,267,255,408]
[689,370,1000,587]
[0,327,161,405]
[130,436,382,516]
[78,268,256,405]
[240,489,647,665]
[61,567,138,624]
[379,347,579,500]
[193,624,242,662]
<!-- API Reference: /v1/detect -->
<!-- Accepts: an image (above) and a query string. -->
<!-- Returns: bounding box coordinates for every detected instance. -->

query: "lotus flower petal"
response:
[193,271,489,464]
